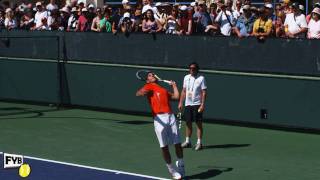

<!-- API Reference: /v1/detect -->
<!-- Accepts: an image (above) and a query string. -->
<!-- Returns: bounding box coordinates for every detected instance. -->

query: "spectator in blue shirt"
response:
[234,5,255,38]
[193,1,212,34]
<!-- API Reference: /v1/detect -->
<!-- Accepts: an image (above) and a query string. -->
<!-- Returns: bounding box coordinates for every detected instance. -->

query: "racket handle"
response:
[163,80,171,84]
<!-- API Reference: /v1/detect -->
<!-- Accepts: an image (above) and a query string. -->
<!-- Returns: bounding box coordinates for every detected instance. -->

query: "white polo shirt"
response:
[183,74,207,106]
[284,13,307,34]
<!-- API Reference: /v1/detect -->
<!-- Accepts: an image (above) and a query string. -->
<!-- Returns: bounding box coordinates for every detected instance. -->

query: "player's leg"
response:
[181,106,193,148]
[195,105,203,151]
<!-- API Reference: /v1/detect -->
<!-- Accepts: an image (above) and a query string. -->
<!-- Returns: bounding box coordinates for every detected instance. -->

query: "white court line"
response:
[0,151,169,180]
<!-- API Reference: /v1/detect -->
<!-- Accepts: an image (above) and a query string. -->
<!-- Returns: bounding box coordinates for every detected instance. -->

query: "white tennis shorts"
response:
[154,113,181,148]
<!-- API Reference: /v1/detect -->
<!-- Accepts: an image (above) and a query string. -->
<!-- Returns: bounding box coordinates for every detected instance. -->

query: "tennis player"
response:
[178,62,207,151]
[136,71,185,179]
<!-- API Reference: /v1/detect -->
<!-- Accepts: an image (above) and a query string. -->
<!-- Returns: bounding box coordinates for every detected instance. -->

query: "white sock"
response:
[197,138,201,144]
[166,163,175,173]
[185,137,190,143]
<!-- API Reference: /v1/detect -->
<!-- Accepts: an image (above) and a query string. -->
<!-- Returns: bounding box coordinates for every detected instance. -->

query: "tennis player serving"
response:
[136,71,185,180]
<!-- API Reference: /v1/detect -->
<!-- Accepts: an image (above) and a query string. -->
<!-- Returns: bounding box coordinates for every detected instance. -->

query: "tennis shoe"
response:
[176,160,185,178]
[181,142,191,148]
[194,143,202,151]
[169,169,182,180]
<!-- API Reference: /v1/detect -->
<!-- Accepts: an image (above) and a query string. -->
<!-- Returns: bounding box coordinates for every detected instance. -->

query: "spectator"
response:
[193,1,211,34]
[306,3,320,24]
[59,7,70,31]
[133,7,142,32]
[284,3,307,38]
[178,5,192,35]
[99,8,112,32]
[76,8,90,32]
[91,8,103,32]
[4,8,17,30]
[32,1,49,30]
[111,8,122,34]
[252,7,273,41]
[307,8,320,39]
[67,7,78,31]
[234,5,255,38]
[281,0,292,14]
[154,3,168,31]
[48,9,61,30]
[120,12,134,35]
[275,10,286,37]
[226,0,239,21]
[46,0,58,12]
[204,3,219,35]
[0,10,5,29]
[215,3,234,36]
[87,4,96,27]
[142,9,162,33]
[166,8,179,34]
[233,0,242,16]
[20,8,34,30]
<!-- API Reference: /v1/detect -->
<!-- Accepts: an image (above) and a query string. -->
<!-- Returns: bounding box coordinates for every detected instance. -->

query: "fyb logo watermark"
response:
[3,153,31,178]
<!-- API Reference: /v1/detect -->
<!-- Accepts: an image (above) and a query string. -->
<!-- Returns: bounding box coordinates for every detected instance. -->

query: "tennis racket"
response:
[136,70,171,85]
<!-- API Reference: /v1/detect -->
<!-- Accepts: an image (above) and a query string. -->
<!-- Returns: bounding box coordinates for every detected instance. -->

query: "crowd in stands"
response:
[0,0,320,39]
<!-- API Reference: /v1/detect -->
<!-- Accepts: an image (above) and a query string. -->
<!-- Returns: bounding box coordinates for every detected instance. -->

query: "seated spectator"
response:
[226,0,239,21]
[284,3,307,38]
[20,9,34,30]
[252,7,273,40]
[166,8,179,34]
[232,0,242,17]
[91,8,103,32]
[99,8,112,32]
[307,8,320,39]
[120,12,135,35]
[32,1,49,30]
[111,8,122,34]
[142,9,162,33]
[0,10,5,29]
[4,8,17,30]
[275,10,286,37]
[215,3,234,36]
[67,7,78,32]
[193,1,211,34]
[178,5,193,35]
[76,8,90,32]
[234,5,255,38]
[87,4,96,28]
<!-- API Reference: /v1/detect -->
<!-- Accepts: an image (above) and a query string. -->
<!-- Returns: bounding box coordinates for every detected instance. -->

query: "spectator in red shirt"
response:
[76,8,90,32]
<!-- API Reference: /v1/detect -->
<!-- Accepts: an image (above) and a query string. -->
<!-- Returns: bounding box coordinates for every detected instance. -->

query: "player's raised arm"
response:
[169,81,179,100]
[136,87,149,97]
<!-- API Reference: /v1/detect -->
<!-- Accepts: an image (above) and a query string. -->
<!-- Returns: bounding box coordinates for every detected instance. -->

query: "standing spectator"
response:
[91,8,103,32]
[99,8,112,32]
[142,9,162,33]
[32,1,49,30]
[284,3,307,38]
[76,8,90,32]
[178,5,193,35]
[179,62,207,151]
[306,3,320,24]
[275,10,286,37]
[166,8,179,34]
[154,3,168,31]
[193,1,211,34]
[204,3,219,34]
[215,3,234,36]
[0,10,5,29]
[20,9,34,30]
[67,7,78,31]
[59,7,70,31]
[4,8,17,30]
[111,8,122,34]
[120,12,135,35]
[133,8,142,32]
[307,8,320,39]
[48,9,61,30]
[234,5,255,38]
[46,0,58,12]
[233,0,242,17]
[87,4,96,28]
[281,0,292,14]
[252,7,273,40]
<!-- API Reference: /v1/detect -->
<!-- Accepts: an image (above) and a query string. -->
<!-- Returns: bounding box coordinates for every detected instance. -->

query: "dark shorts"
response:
[184,105,203,122]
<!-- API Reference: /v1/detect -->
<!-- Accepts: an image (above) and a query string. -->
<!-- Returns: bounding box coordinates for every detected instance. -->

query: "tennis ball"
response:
[19,164,31,178]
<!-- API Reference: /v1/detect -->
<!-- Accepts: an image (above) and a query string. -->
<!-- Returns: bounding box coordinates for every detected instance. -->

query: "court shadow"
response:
[203,144,251,149]
[185,167,233,179]
[117,120,152,125]
[0,107,28,111]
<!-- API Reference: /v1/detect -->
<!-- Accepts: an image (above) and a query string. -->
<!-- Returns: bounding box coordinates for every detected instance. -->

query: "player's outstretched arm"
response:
[170,81,180,100]
[136,88,149,97]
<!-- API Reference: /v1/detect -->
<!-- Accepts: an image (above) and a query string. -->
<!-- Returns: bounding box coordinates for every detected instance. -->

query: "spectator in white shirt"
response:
[307,7,320,39]
[215,3,235,36]
[4,8,17,30]
[284,3,307,38]
[32,1,49,30]
[46,0,59,12]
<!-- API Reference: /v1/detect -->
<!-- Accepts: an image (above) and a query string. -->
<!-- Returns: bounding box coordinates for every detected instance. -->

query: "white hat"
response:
[5,8,12,13]
[88,4,95,8]
[264,3,273,9]
[60,6,70,14]
[299,5,304,11]
[122,0,130,4]
[242,5,250,10]
[142,4,153,14]
[190,2,196,7]
[312,7,320,15]
[123,12,130,18]
[77,0,85,5]
[71,7,78,12]
[179,5,188,11]
[155,2,162,7]
[81,8,88,12]
[36,1,42,6]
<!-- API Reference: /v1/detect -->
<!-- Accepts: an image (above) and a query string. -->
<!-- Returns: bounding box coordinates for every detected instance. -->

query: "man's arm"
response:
[198,89,207,113]
[170,81,179,100]
[136,88,149,97]
[178,87,186,111]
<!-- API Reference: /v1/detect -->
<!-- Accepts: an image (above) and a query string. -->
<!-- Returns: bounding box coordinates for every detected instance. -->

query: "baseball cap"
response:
[123,12,130,18]
[264,3,273,9]
[81,8,88,12]
[88,4,95,9]
[312,7,320,15]
[243,5,250,10]
[36,1,42,6]
[179,5,188,11]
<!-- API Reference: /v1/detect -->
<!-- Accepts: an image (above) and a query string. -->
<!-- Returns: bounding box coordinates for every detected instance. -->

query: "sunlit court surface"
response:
[0,102,319,180]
